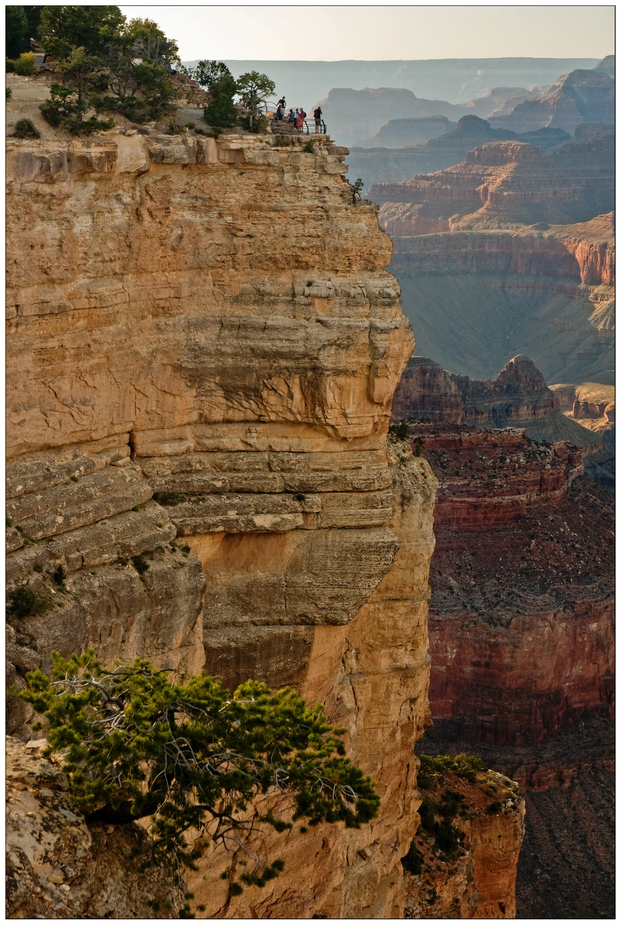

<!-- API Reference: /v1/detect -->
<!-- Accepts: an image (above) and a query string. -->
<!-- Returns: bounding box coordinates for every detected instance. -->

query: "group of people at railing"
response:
[271,96,325,134]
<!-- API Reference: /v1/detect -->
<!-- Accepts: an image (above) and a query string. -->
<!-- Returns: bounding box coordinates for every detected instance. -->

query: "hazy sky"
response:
[118,4,614,62]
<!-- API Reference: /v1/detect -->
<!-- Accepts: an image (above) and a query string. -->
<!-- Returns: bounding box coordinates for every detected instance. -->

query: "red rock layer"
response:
[416,424,614,747]
[421,428,583,530]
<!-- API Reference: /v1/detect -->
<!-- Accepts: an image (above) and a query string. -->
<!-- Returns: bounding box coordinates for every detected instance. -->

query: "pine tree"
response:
[21,651,380,889]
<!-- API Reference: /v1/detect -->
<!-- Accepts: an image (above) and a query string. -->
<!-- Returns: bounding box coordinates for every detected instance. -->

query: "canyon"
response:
[347,116,570,189]
[345,61,612,187]
[391,356,614,916]
[6,53,613,918]
[392,354,612,487]
[371,138,614,391]
[412,420,613,917]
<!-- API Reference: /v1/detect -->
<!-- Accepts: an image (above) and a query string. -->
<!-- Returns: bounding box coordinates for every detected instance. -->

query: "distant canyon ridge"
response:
[183,57,600,142]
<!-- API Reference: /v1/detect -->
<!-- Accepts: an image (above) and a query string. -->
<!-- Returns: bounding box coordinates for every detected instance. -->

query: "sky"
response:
[118,4,615,62]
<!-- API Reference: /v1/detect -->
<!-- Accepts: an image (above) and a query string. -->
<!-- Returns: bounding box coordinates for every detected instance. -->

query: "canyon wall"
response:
[392,355,606,475]
[370,138,614,386]
[409,424,614,747]
[6,738,186,918]
[392,336,614,916]
[412,422,614,916]
[6,128,440,917]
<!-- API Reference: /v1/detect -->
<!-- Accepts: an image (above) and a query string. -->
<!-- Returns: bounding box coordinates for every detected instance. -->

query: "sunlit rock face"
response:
[6,129,439,916]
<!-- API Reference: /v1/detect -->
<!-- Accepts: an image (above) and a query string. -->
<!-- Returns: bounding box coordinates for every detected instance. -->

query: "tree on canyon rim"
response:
[37,6,181,131]
[21,651,380,892]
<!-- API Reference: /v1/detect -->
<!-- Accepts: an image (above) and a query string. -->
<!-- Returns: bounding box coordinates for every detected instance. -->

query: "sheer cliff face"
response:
[6,132,437,916]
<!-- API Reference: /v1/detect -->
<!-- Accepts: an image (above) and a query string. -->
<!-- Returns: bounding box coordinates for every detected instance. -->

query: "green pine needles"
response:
[21,651,380,889]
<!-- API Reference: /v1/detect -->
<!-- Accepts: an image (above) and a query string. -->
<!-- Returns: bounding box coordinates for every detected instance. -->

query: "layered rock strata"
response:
[372,138,614,387]
[186,437,438,917]
[393,354,559,428]
[372,139,614,231]
[405,424,614,747]
[392,355,607,485]
[7,126,438,917]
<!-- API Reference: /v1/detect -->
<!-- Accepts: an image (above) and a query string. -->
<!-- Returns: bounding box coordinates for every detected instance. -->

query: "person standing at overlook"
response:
[314,105,322,132]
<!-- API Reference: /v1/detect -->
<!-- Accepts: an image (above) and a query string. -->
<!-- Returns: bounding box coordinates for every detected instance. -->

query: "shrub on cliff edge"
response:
[13,51,36,76]
[21,651,380,892]
[14,117,40,138]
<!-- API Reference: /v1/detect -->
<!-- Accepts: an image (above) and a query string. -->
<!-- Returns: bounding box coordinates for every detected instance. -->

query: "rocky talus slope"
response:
[5,121,458,917]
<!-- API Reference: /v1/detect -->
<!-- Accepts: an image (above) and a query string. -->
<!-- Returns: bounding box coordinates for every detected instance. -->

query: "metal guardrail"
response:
[270,117,327,135]
[266,103,326,135]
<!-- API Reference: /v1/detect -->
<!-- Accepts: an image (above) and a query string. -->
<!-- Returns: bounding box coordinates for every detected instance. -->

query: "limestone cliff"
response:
[6,126,437,917]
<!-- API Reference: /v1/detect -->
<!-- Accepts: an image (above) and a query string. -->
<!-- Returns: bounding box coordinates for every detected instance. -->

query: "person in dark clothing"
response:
[314,105,322,132]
